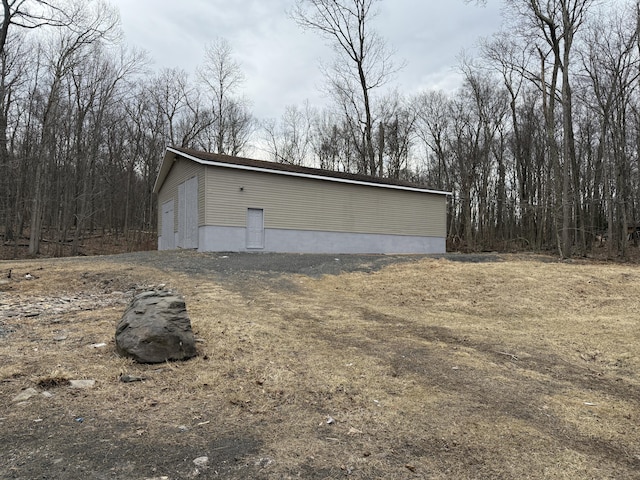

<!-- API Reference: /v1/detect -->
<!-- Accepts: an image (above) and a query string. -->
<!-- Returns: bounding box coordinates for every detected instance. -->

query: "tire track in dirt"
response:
[229,283,640,476]
[360,307,640,404]
[347,307,640,472]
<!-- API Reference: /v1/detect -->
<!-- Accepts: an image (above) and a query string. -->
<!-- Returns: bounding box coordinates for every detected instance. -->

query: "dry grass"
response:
[1,254,639,479]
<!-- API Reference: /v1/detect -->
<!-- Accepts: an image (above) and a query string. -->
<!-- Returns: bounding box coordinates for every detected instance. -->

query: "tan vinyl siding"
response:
[204,167,446,237]
[157,159,204,232]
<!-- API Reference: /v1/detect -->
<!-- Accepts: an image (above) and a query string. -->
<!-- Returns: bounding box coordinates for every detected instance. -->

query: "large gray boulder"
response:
[115,290,197,363]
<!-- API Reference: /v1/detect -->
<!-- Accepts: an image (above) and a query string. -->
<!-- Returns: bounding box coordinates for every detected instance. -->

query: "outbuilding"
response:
[153,146,449,254]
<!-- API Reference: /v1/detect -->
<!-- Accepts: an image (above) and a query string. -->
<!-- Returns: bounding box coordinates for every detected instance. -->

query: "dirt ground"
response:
[0,251,639,479]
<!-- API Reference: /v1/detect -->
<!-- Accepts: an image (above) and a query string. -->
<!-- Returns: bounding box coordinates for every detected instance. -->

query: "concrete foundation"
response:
[157,225,446,254]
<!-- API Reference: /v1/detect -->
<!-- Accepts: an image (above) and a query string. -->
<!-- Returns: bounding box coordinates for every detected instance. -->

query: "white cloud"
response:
[110,0,504,119]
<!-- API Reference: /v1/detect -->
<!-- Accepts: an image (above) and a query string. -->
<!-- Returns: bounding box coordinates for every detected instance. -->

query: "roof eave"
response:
[164,146,451,196]
[152,150,176,194]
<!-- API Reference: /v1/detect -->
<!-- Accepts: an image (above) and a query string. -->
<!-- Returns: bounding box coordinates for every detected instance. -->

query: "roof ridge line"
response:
[166,146,451,196]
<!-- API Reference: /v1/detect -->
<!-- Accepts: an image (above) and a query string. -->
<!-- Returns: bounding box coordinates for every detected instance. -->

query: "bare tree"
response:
[0,31,29,246]
[148,68,192,147]
[27,0,118,255]
[311,109,360,172]
[375,91,415,179]
[445,66,508,250]
[481,34,545,247]
[579,4,640,257]
[67,43,148,253]
[413,90,452,191]
[198,38,253,155]
[527,0,594,257]
[0,0,73,55]
[220,98,254,156]
[262,102,315,165]
[469,0,596,257]
[291,0,397,176]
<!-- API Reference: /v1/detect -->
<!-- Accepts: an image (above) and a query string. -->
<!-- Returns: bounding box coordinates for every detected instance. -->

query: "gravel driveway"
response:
[96,250,505,282]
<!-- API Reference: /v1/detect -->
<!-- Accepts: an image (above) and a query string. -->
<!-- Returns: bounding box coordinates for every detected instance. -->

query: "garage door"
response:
[178,176,198,249]
[161,200,175,250]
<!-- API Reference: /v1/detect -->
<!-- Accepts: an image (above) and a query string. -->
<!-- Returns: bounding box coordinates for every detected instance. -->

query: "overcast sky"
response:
[109,0,504,121]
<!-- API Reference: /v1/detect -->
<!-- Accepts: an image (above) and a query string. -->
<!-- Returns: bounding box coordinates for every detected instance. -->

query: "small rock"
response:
[12,388,39,402]
[119,374,147,383]
[177,425,189,432]
[41,391,53,398]
[53,332,69,341]
[89,342,107,348]
[69,379,96,389]
[193,456,209,468]
[255,457,274,468]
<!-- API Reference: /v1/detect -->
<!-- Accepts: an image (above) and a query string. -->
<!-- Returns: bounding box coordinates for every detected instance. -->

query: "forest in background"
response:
[0,0,638,259]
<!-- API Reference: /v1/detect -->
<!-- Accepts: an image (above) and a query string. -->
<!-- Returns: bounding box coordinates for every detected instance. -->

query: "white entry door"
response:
[161,200,175,250]
[246,208,264,249]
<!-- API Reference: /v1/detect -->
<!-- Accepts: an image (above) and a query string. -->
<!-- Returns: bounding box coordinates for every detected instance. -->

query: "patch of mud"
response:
[1,418,262,480]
